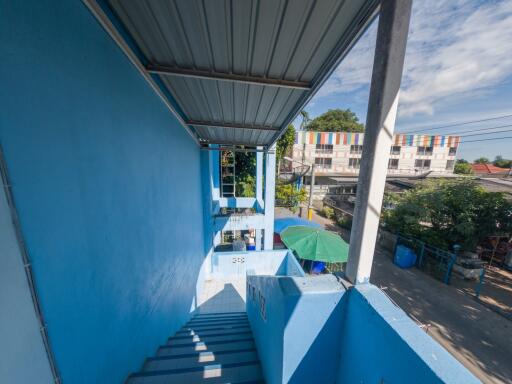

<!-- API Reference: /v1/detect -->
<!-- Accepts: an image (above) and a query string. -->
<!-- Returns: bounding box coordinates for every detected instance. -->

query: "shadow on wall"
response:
[247,274,346,384]
[287,287,347,383]
[248,273,480,384]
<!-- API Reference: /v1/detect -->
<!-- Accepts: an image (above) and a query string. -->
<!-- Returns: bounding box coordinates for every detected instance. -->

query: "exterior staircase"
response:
[126,312,264,384]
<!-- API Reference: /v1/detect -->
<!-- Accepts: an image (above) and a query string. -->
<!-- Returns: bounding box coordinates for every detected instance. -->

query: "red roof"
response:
[471,163,509,174]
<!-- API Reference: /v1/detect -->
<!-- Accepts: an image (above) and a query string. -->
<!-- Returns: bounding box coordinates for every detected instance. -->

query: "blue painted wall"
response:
[337,285,480,384]
[247,274,345,384]
[0,1,206,383]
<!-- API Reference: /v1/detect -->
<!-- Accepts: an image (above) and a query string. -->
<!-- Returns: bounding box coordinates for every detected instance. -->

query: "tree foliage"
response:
[234,151,256,197]
[473,157,490,164]
[493,155,512,169]
[305,109,364,132]
[276,124,296,163]
[275,184,307,212]
[382,179,512,250]
[454,160,473,175]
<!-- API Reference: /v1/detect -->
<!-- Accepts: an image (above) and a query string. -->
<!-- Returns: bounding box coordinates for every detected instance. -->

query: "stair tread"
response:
[168,331,253,346]
[176,324,250,334]
[127,363,263,384]
[186,319,249,327]
[157,340,255,357]
[128,312,263,383]
[143,350,259,371]
[162,337,254,349]
[171,327,252,339]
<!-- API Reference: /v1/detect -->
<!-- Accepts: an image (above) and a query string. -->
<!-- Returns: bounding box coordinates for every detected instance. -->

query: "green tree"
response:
[276,124,296,164]
[275,184,307,213]
[306,109,364,132]
[493,155,512,169]
[300,110,310,130]
[382,179,512,250]
[454,160,473,175]
[234,151,256,197]
[473,157,490,164]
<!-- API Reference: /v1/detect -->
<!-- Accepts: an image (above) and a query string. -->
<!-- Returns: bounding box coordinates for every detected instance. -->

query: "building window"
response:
[388,158,399,169]
[415,159,431,170]
[449,147,457,156]
[446,160,455,170]
[314,157,332,169]
[315,144,333,154]
[390,146,401,155]
[417,146,433,156]
[349,158,361,169]
[350,145,363,154]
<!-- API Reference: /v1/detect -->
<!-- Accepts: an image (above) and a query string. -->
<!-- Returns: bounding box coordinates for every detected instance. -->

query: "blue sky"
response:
[295,0,512,162]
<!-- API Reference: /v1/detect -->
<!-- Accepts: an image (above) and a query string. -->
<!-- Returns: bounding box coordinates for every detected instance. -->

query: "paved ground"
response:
[275,206,512,384]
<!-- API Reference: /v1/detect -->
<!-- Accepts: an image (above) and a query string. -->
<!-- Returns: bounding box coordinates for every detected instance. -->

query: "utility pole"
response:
[307,164,316,221]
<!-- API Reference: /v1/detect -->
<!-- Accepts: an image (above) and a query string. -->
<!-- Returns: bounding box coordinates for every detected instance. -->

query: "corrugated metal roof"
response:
[103,0,379,147]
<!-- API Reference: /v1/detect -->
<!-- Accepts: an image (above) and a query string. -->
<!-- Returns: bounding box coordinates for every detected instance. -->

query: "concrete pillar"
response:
[255,147,264,250]
[255,230,262,251]
[256,147,264,211]
[346,0,412,284]
[210,147,220,201]
[263,145,276,250]
[210,147,221,249]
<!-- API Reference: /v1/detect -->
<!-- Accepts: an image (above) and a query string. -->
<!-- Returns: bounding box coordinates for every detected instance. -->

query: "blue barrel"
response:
[394,245,417,268]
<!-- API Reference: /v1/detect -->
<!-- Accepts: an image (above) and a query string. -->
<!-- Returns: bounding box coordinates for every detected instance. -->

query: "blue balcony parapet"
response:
[338,284,480,384]
[211,250,304,279]
[246,258,480,384]
[247,274,345,384]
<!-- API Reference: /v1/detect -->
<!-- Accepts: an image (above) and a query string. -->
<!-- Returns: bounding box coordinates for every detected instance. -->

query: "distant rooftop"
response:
[471,163,510,175]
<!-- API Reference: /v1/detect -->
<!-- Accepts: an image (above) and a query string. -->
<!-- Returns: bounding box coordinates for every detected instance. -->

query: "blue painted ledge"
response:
[247,274,480,384]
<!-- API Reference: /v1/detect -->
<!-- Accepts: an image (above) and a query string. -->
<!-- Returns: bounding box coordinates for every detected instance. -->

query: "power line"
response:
[400,113,512,134]
[458,128,512,138]
[460,135,512,144]
[445,123,512,135]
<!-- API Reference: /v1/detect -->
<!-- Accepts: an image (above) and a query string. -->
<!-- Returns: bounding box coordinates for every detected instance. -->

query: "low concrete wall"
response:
[337,284,480,384]
[247,274,479,384]
[211,250,305,278]
[247,275,346,384]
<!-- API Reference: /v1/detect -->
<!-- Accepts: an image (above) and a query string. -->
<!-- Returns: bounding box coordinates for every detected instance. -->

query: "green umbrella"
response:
[280,226,349,263]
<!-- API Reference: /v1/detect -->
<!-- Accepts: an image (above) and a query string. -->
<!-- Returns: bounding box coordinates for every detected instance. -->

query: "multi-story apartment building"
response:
[293,131,460,175]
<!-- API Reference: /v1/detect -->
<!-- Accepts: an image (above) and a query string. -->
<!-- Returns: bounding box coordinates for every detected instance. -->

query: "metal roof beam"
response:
[188,120,280,132]
[147,65,311,90]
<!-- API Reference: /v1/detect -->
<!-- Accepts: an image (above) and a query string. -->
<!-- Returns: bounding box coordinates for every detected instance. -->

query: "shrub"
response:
[336,214,353,230]
[321,206,335,219]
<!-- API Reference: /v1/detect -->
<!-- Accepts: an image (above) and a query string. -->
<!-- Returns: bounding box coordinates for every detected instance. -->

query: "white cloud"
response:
[312,0,512,118]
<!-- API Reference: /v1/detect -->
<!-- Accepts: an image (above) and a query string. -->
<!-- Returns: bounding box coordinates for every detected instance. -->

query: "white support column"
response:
[210,146,221,248]
[256,147,264,211]
[263,145,276,250]
[346,0,412,284]
[255,147,264,250]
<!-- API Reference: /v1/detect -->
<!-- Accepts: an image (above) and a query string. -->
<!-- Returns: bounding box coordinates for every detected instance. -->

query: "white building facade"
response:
[293,131,460,176]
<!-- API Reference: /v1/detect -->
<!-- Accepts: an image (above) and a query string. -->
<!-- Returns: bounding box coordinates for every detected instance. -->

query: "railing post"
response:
[346,0,412,284]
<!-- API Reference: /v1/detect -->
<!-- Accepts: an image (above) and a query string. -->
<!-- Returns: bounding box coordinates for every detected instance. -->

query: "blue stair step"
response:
[127,311,263,383]
[171,326,252,339]
[168,330,253,346]
[143,349,260,371]
[127,363,263,384]
[157,339,255,357]
[185,318,249,327]
[177,323,250,334]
